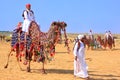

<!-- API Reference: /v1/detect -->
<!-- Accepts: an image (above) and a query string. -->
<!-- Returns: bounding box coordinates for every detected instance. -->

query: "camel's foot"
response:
[41,69,47,74]
[4,64,8,68]
[23,60,28,65]
[27,66,31,72]
[19,67,24,71]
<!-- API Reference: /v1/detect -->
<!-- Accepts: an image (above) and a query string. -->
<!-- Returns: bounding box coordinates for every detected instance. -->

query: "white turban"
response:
[77,34,84,40]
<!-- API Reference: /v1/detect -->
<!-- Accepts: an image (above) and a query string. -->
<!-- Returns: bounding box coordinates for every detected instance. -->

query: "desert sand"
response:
[0,39,120,80]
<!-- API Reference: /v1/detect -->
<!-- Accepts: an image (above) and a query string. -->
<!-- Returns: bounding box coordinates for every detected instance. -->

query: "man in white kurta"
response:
[73,34,89,79]
[104,31,109,41]
[22,4,35,33]
[108,31,113,40]
[89,29,93,40]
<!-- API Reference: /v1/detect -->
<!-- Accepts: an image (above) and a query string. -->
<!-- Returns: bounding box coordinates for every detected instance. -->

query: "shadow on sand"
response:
[30,69,120,80]
[88,70,120,80]
[31,68,73,74]
[55,52,69,54]
[89,73,120,80]
[91,48,120,52]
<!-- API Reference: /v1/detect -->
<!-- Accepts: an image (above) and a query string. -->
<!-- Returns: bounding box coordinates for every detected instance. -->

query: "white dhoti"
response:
[74,57,88,78]
[73,40,89,78]
[22,19,31,32]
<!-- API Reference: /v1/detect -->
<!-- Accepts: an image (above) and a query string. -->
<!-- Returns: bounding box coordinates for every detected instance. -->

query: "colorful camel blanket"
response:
[11,31,31,48]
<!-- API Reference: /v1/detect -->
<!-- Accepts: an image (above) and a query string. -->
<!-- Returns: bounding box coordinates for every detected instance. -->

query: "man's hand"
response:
[75,56,77,61]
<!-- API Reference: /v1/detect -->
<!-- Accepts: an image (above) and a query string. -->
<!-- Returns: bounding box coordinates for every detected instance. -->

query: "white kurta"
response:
[89,32,93,40]
[73,41,88,78]
[104,32,109,40]
[22,10,35,32]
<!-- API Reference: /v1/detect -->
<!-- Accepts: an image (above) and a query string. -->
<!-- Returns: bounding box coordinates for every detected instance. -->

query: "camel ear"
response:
[52,21,57,26]
[61,21,67,27]
[64,22,67,27]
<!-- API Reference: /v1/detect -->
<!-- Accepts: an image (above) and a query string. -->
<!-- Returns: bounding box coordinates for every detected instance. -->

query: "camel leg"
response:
[113,40,115,48]
[26,51,31,72]
[4,50,22,70]
[15,43,24,71]
[23,33,30,72]
[25,51,31,72]
[104,42,107,50]
[87,45,90,50]
[16,57,23,71]
[109,44,112,50]
[16,48,23,70]
[4,50,13,68]
[27,60,31,72]
[41,61,46,74]
[41,55,47,74]
[113,43,115,47]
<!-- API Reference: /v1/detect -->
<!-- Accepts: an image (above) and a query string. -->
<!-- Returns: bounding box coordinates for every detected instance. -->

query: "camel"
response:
[4,21,70,73]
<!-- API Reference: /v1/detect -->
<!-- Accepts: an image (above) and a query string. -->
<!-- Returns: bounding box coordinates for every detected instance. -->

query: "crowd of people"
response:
[104,30,113,40]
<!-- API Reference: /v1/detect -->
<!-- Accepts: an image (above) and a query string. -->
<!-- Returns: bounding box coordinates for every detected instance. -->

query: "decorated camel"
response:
[83,35,95,50]
[4,21,70,73]
[97,35,115,49]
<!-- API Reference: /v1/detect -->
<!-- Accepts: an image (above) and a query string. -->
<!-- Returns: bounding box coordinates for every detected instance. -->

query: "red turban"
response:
[26,4,31,8]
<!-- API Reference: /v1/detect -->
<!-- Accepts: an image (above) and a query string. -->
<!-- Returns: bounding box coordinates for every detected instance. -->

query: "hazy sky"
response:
[0,0,120,33]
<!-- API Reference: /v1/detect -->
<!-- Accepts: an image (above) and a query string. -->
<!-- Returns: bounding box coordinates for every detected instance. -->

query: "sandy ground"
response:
[0,39,120,80]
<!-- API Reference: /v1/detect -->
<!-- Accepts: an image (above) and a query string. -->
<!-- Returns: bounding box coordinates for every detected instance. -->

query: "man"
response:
[16,22,22,30]
[11,22,24,60]
[73,34,89,80]
[11,22,23,47]
[104,31,109,41]
[22,3,35,34]
[108,30,113,40]
[88,29,94,40]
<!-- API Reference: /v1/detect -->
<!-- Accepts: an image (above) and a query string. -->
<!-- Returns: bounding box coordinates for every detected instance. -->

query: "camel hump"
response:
[29,21,40,44]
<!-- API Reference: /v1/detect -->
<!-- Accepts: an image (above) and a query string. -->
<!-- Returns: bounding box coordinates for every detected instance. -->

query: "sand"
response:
[0,39,120,80]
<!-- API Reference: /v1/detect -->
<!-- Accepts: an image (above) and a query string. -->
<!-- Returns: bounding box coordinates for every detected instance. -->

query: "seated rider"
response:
[11,22,23,47]
[89,29,94,40]
[108,30,113,40]
[104,31,109,41]
[22,3,35,35]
